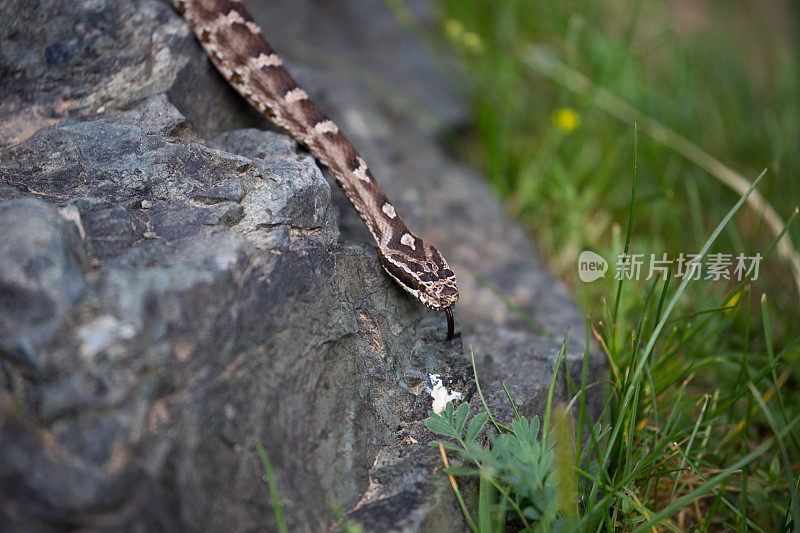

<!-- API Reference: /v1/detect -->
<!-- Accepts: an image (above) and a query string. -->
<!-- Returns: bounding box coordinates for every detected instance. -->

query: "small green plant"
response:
[426,400,562,531]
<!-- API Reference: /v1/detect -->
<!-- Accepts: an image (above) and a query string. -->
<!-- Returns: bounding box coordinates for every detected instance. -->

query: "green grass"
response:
[417,0,800,530]
[427,167,800,530]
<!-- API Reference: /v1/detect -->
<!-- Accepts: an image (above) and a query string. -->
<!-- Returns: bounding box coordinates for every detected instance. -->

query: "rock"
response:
[0,199,88,370]
[0,95,470,531]
[0,0,602,531]
[0,0,268,149]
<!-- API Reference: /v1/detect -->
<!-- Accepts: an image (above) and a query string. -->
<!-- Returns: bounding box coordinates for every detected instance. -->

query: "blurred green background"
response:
[435,0,798,313]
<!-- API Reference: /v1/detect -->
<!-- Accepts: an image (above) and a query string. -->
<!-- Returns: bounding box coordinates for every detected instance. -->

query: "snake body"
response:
[171,0,459,336]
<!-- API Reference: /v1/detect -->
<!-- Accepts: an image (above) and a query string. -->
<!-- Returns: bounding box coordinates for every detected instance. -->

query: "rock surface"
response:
[0,0,601,531]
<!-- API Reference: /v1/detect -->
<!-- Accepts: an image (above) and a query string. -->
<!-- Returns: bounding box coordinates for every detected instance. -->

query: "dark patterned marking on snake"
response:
[171,0,459,339]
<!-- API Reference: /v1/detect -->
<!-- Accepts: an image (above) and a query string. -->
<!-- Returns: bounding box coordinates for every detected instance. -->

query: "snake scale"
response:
[170,0,459,339]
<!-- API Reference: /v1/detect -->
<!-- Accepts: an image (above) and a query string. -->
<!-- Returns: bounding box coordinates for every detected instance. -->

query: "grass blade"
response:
[601,169,768,469]
[543,335,569,449]
[634,414,800,532]
[255,443,288,533]
[438,442,479,533]
[612,122,638,326]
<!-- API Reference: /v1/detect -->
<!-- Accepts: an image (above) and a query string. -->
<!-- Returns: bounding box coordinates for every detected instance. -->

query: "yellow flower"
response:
[462,32,483,52]
[552,107,581,132]
[725,290,741,313]
[444,19,464,41]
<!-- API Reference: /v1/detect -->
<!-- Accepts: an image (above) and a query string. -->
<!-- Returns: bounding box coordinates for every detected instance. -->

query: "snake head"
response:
[378,233,459,311]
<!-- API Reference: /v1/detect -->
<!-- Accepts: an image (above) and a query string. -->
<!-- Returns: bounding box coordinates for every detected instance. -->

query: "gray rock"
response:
[0,0,602,531]
[0,95,470,531]
[0,199,88,370]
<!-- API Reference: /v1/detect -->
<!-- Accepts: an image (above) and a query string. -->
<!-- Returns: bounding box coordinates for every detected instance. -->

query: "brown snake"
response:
[170,0,459,339]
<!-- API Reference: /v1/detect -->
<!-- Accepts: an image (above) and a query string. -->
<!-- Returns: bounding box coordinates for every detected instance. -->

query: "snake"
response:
[169,0,459,339]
